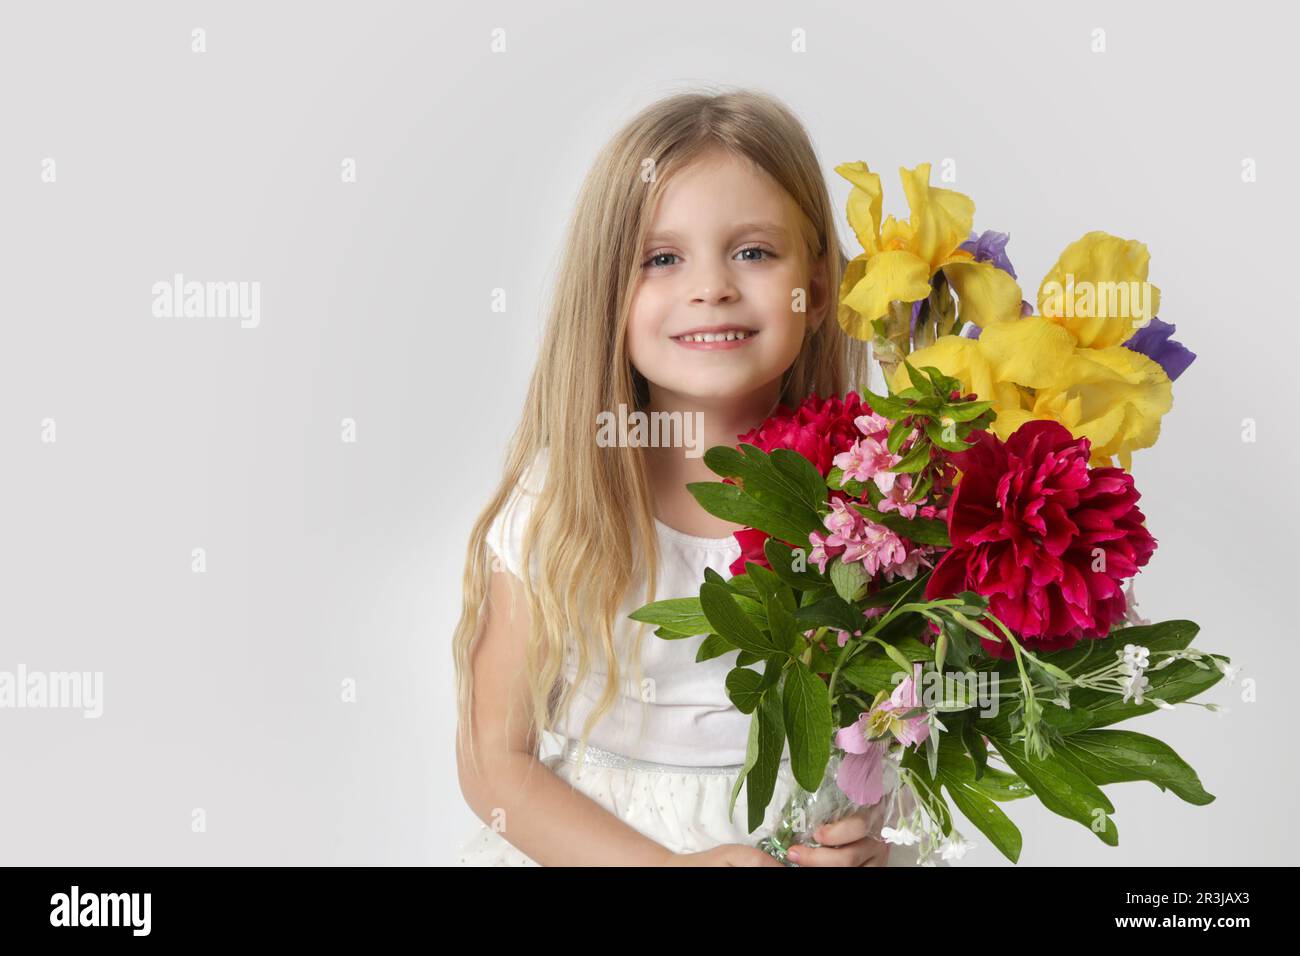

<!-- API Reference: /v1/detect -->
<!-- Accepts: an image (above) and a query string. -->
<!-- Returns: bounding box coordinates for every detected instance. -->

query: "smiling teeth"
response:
[676,330,755,343]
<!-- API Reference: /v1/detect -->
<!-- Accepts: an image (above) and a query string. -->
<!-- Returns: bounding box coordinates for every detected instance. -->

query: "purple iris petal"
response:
[960,229,1017,279]
[1123,317,1196,382]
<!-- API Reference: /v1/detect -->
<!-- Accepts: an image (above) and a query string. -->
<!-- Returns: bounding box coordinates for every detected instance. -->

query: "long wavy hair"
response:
[452,85,872,778]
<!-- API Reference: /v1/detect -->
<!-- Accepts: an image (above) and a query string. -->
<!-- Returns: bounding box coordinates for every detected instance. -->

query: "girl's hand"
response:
[786,803,891,867]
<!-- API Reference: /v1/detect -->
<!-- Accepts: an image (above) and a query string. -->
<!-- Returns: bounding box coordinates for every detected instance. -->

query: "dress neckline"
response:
[653,517,742,550]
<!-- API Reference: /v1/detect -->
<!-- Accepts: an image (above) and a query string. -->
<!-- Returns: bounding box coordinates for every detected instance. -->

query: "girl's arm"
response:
[456,566,676,866]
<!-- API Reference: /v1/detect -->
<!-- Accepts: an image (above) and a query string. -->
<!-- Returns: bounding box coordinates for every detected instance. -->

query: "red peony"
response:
[726,393,873,576]
[925,419,1156,659]
[736,392,873,477]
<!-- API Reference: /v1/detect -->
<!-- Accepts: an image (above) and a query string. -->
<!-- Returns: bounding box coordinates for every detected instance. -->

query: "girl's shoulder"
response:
[486,446,744,582]
[486,447,549,581]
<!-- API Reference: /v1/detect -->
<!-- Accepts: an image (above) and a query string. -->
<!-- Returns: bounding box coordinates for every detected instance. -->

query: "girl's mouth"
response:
[671,329,759,350]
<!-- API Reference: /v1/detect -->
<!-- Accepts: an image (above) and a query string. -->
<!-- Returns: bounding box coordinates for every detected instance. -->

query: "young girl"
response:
[453,87,932,867]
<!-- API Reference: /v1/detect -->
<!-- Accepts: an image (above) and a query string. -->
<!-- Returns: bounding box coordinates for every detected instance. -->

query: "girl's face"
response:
[626,149,826,406]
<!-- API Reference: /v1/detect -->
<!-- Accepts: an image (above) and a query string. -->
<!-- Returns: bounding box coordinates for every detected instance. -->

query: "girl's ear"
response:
[808,250,831,333]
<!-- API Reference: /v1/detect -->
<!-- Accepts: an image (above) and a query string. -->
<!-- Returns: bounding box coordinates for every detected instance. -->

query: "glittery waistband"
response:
[556,740,789,775]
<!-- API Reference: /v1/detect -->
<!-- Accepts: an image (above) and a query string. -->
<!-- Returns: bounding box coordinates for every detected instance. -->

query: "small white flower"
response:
[881,825,919,846]
[1122,672,1149,704]
[1123,644,1150,670]
[1150,697,1176,711]
[939,836,976,861]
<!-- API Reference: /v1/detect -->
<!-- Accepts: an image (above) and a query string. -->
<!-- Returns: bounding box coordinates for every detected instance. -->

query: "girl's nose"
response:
[691,274,739,305]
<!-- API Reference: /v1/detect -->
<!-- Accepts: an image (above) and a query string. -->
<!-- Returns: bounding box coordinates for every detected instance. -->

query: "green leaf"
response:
[905,472,933,503]
[763,584,800,656]
[941,773,1023,863]
[886,418,912,455]
[892,439,932,474]
[747,691,786,832]
[701,444,824,531]
[1055,730,1215,805]
[904,360,932,394]
[782,661,833,792]
[695,633,733,662]
[960,718,988,779]
[990,738,1119,846]
[830,558,869,602]
[920,364,959,396]
[763,537,830,592]
[628,597,709,636]
[687,481,817,547]
[726,667,764,714]
[966,765,1033,802]
[730,705,763,824]
[793,594,863,634]
[861,387,913,419]
[700,582,784,658]
[940,399,995,423]
[726,571,761,602]
[769,448,829,514]
[759,654,786,691]
[924,417,974,453]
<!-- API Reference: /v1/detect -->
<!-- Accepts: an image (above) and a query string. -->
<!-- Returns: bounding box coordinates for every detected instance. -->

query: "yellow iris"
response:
[837,159,1176,470]
[1037,231,1162,349]
[835,162,1023,339]
[890,315,1173,470]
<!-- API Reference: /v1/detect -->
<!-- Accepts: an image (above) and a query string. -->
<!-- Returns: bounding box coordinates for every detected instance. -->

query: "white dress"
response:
[456,449,936,866]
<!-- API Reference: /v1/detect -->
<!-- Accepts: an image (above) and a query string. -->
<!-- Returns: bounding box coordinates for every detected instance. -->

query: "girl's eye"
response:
[644,252,680,269]
[641,246,774,269]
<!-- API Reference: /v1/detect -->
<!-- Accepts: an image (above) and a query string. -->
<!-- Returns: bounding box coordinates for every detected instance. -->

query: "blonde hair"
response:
[452,85,871,779]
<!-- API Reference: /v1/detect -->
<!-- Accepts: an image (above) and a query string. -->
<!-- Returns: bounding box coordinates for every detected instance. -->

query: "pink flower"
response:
[875,473,919,519]
[842,523,908,576]
[833,733,889,806]
[833,666,931,805]
[833,437,900,492]
[854,411,892,438]
[877,666,931,747]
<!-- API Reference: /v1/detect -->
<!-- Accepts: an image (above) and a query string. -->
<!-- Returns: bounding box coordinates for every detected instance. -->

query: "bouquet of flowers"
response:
[629,162,1225,865]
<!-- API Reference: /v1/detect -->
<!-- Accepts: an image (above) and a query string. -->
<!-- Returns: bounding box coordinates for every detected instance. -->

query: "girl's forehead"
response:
[646,157,801,235]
